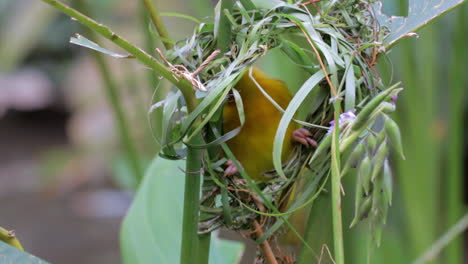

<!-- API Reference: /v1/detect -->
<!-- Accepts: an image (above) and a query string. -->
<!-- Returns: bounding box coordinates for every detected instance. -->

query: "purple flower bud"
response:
[327,110,357,134]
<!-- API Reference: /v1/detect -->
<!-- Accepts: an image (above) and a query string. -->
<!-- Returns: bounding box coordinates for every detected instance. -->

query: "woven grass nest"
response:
[153,0,401,260]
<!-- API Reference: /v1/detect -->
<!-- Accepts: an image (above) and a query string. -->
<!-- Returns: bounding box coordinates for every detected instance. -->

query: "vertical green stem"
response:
[444,8,465,264]
[198,233,212,264]
[76,1,144,184]
[180,132,205,264]
[139,0,166,154]
[139,0,160,91]
[142,0,173,50]
[331,100,344,264]
[139,1,210,262]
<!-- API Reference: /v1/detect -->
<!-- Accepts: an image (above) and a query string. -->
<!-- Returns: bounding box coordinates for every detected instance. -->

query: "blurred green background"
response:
[0,0,465,263]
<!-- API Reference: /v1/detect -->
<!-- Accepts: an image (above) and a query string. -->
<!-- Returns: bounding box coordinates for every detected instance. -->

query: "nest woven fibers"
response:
[150,0,400,255]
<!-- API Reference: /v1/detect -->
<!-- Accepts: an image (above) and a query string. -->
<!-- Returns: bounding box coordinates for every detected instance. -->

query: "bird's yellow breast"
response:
[223,68,296,181]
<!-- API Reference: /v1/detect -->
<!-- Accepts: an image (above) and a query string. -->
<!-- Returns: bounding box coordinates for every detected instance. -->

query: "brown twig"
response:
[253,220,278,264]
[192,50,221,77]
[156,48,221,92]
[300,0,322,14]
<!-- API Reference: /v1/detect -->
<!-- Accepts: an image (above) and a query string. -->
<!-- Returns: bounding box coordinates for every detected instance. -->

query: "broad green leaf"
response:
[120,157,244,264]
[70,34,135,58]
[0,241,49,264]
[373,0,465,49]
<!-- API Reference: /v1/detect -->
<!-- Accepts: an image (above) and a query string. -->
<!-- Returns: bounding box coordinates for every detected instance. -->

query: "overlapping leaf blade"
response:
[120,158,244,264]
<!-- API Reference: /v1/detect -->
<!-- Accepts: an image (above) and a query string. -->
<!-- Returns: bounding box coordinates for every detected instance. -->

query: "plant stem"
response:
[413,213,468,264]
[76,0,144,185]
[40,0,195,108]
[0,227,24,251]
[139,0,160,93]
[139,0,166,153]
[330,100,344,264]
[253,220,278,264]
[142,0,173,50]
[140,0,211,261]
[139,0,211,261]
[180,132,205,264]
[198,233,212,264]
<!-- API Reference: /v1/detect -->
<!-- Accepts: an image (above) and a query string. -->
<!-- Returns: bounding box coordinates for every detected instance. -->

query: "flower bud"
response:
[384,115,406,160]
[371,141,389,182]
[341,143,365,177]
[359,156,372,195]
[351,86,401,131]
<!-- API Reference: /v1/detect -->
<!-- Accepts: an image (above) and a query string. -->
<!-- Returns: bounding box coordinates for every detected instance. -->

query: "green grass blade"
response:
[331,100,344,264]
[273,70,325,180]
[214,0,233,52]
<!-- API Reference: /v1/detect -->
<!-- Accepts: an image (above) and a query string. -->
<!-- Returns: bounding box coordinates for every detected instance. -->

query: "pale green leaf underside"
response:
[120,158,245,264]
[374,0,465,49]
[0,241,49,264]
[70,34,134,58]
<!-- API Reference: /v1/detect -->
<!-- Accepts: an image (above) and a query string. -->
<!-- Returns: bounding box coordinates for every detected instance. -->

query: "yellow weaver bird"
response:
[223,67,316,180]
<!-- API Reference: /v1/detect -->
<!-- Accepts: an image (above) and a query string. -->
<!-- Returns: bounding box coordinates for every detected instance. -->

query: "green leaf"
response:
[251,0,282,9]
[70,34,135,58]
[273,70,325,180]
[0,241,49,264]
[239,0,256,10]
[344,55,356,111]
[280,39,317,74]
[214,0,234,52]
[120,157,244,264]
[373,0,465,49]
